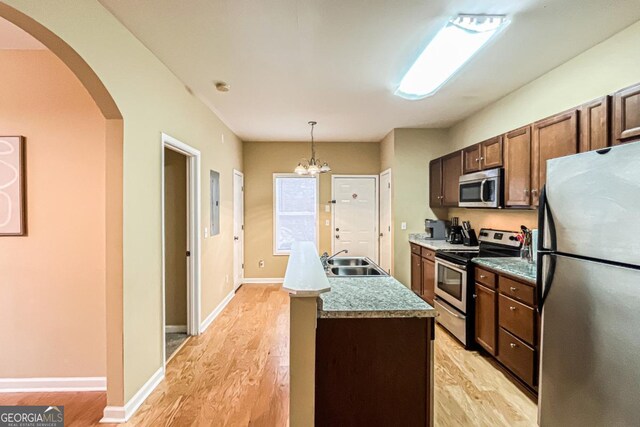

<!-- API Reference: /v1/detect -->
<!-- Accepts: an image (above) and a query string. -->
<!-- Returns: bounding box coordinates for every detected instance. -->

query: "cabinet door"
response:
[462,144,481,174]
[580,96,610,152]
[421,258,435,305]
[429,158,443,207]
[481,135,503,169]
[613,83,640,144]
[504,126,532,207]
[475,283,497,356]
[532,110,578,206]
[441,151,462,207]
[411,253,422,295]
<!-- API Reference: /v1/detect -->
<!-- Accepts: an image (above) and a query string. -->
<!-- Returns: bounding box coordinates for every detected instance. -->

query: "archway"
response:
[0,1,125,413]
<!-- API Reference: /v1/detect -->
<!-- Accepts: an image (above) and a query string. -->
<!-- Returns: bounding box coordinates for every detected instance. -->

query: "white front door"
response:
[332,176,378,261]
[379,170,392,274]
[233,170,244,290]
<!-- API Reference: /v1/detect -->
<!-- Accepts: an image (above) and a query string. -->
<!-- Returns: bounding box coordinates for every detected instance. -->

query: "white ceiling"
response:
[99,0,640,142]
[0,17,46,50]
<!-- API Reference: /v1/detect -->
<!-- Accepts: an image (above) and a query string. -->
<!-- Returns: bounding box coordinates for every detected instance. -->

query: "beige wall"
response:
[243,141,380,278]
[2,1,243,404]
[163,148,187,327]
[388,129,450,286]
[0,50,106,377]
[445,19,640,235]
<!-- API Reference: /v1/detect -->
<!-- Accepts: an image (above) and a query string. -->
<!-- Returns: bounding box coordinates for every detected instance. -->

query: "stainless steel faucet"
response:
[321,249,349,269]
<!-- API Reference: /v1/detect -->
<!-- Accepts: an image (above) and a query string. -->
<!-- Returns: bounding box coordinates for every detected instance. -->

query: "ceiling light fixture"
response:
[395,14,509,100]
[215,81,230,92]
[294,121,331,175]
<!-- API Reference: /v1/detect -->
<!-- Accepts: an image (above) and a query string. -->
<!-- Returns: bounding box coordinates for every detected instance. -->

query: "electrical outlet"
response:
[325,205,330,213]
[401,222,407,230]
[221,133,225,144]
[259,260,265,268]
[325,219,330,226]
[204,227,208,238]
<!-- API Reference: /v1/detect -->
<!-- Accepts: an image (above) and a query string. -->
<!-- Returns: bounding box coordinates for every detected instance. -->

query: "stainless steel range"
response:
[434,228,521,348]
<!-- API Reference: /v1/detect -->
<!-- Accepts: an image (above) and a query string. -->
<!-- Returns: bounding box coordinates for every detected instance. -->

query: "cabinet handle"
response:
[510,286,518,292]
[510,343,518,349]
[480,157,484,161]
[524,189,529,195]
[532,189,538,195]
[509,306,516,311]
[479,274,487,279]
[475,158,479,162]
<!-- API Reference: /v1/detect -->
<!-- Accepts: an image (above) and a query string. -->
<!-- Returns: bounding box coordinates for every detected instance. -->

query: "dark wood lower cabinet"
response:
[422,258,435,305]
[411,253,422,295]
[474,266,539,394]
[474,283,497,356]
[315,317,434,427]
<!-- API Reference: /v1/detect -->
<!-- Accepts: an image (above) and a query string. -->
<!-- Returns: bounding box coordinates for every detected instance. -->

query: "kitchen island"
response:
[283,242,436,427]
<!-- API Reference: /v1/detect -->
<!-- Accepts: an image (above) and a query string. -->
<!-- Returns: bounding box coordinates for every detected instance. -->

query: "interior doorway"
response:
[379,169,392,274]
[331,175,379,262]
[233,170,244,290]
[161,133,201,364]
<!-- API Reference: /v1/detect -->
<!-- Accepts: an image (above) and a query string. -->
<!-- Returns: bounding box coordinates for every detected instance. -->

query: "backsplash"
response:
[446,208,538,233]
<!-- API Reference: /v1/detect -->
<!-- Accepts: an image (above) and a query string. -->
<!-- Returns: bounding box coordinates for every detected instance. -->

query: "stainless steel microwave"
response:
[458,168,502,208]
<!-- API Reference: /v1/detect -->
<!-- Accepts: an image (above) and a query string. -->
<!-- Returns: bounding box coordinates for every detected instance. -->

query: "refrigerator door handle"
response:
[537,186,557,313]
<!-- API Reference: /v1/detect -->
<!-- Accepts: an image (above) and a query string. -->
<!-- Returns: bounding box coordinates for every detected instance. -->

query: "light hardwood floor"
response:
[0,284,536,426]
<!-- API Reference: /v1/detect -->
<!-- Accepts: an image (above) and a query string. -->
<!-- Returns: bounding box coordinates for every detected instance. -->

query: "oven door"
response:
[458,170,501,208]
[434,258,468,313]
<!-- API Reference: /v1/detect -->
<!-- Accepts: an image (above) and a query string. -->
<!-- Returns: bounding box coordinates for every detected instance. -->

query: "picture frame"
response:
[0,136,26,236]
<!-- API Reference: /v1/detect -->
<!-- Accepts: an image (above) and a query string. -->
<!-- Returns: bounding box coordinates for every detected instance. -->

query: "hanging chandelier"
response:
[294,121,331,175]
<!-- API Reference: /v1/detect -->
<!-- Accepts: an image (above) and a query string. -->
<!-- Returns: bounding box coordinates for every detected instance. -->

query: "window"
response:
[273,174,318,255]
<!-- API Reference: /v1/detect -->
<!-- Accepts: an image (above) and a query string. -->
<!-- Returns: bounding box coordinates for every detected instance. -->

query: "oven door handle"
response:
[479,179,487,202]
[437,301,463,319]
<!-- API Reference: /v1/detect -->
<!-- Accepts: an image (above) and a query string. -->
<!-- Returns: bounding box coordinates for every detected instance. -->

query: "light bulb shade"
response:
[307,164,320,175]
[294,163,308,175]
[320,163,331,173]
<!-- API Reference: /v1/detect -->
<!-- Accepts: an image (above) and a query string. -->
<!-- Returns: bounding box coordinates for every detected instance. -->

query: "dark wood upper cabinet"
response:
[462,144,481,174]
[580,96,611,153]
[429,158,443,208]
[531,110,579,206]
[613,83,640,144]
[441,151,462,207]
[504,126,532,207]
[481,135,503,169]
[411,253,422,295]
[422,258,435,305]
[475,283,497,356]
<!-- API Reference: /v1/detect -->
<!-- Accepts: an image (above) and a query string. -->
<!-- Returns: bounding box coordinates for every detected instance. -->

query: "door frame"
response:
[379,169,393,274]
[161,133,202,368]
[233,169,244,291]
[331,175,379,262]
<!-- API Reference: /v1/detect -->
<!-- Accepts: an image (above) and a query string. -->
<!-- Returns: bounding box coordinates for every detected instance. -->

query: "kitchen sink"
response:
[325,257,388,277]
[327,257,370,267]
[330,266,384,276]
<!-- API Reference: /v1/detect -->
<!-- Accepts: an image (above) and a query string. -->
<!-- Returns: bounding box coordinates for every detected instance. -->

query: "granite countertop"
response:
[318,276,437,319]
[409,234,479,252]
[282,242,330,297]
[473,257,537,284]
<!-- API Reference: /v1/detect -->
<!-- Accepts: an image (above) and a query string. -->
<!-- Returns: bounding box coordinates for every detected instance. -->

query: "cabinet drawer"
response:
[421,247,435,261]
[499,294,535,345]
[475,267,497,289]
[499,276,535,306]
[410,243,421,255]
[498,328,536,387]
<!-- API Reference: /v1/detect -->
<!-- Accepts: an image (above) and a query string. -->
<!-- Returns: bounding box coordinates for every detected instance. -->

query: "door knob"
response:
[335,235,340,239]
[335,228,340,231]
[234,236,239,241]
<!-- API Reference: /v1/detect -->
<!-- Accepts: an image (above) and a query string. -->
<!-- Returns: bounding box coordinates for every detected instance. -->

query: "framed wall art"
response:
[0,136,26,236]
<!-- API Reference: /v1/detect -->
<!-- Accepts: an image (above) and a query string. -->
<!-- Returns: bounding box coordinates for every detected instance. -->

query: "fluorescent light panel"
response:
[395,14,508,100]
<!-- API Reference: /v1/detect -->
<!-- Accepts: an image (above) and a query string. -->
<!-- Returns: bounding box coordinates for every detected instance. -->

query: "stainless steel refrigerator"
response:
[537,141,640,426]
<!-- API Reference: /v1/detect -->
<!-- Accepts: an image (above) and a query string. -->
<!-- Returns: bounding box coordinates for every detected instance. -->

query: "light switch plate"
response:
[401,222,407,230]
[325,219,330,226]
[325,205,330,212]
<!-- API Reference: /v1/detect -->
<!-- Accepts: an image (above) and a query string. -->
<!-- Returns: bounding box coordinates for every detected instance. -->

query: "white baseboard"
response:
[0,376,106,393]
[165,325,187,333]
[242,277,284,284]
[100,367,163,423]
[199,289,235,333]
